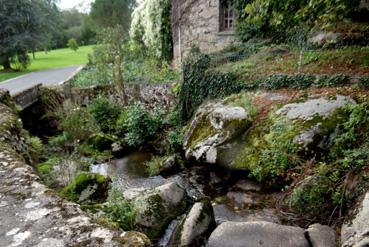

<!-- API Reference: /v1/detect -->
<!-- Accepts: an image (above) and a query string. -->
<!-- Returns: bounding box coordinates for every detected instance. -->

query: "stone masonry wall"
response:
[0,89,150,246]
[172,0,237,66]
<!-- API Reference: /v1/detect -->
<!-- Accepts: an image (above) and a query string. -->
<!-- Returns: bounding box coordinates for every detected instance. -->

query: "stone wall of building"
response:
[171,0,237,66]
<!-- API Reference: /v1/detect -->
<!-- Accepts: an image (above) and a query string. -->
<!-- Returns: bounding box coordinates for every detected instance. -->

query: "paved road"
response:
[0,65,83,95]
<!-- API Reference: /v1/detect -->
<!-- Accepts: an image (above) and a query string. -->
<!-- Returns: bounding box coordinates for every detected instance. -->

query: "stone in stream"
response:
[306,223,336,247]
[177,199,216,246]
[341,192,369,247]
[159,154,182,176]
[234,179,263,192]
[122,181,188,240]
[207,221,310,247]
[213,204,280,225]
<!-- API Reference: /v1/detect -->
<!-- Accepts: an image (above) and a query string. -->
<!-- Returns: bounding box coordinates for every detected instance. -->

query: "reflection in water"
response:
[90,151,152,179]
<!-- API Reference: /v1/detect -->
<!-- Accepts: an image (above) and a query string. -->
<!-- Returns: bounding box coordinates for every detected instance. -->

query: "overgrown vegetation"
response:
[235,0,361,42]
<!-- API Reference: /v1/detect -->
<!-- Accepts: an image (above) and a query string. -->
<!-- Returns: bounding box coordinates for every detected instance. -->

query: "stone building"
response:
[171,0,238,65]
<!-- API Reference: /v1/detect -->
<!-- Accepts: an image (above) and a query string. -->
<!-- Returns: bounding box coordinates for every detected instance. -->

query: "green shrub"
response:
[144,156,166,176]
[313,74,350,88]
[88,96,121,133]
[236,0,360,42]
[37,157,60,187]
[60,106,99,143]
[67,38,79,52]
[117,104,162,147]
[252,119,301,184]
[287,174,332,215]
[104,191,136,230]
[330,102,369,157]
[71,66,112,87]
[48,132,69,147]
[26,136,43,156]
[166,129,184,154]
[358,75,369,88]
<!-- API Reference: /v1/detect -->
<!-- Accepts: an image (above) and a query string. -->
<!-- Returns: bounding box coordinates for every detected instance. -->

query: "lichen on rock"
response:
[184,99,253,165]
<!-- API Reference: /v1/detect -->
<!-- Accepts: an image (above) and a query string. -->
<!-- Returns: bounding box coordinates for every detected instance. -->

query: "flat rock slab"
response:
[207,221,310,247]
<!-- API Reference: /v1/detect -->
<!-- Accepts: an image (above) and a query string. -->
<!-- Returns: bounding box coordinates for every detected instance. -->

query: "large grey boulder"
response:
[341,192,369,247]
[207,221,310,247]
[122,181,188,240]
[275,95,355,149]
[306,223,336,247]
[184,102,252,165]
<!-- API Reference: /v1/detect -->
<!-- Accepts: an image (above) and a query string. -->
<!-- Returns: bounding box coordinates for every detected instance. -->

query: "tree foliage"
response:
[130,0,172,60]
[0,0,60,69]
[90,0,135,30]
[67,38,79,52]
[236,0,361,41]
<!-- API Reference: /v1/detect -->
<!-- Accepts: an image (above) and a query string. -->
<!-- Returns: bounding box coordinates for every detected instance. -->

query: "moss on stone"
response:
[61,172,111,204]
[233,104,351,185]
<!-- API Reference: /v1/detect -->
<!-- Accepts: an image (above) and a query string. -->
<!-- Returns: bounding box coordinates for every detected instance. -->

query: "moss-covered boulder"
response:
[61,172,111,204]
[233,95,356,184]
[122,181,188,240]
[184,101,253,165]
[120,231,152,247]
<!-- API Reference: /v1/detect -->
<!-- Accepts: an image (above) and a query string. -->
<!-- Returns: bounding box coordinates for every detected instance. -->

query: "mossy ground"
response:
[216,46,369,81]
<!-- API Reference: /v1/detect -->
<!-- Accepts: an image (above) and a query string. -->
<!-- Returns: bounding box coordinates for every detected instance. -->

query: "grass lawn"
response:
[0,45,94,83]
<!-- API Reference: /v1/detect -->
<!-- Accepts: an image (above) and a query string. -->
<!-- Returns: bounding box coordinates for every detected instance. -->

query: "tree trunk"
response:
[32,50,35,60]
[2,57,12,70]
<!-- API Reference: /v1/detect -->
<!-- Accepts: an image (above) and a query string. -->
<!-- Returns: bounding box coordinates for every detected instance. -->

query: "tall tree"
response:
[90,0,135,31]
[0,0,61,70]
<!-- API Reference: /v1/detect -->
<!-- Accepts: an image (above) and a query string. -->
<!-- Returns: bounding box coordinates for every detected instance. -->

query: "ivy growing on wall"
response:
[130,0,172,60]
[179,51,244,124]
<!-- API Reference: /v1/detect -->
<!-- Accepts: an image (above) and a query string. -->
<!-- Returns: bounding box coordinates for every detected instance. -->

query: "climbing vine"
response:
[179,51,244,124]
[130,0,172,60]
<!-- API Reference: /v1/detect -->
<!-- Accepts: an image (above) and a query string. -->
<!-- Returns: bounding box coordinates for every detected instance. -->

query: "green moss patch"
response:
[61,172,111,204]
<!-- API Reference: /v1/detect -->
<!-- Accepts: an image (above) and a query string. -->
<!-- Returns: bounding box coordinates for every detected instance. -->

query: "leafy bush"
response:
[88,96,121,133]
[117,104,162,147]
[330,102,369,157]
[166,129,184,154]
[71,66,112,87]
[313,74,350,88]
[144,156,166,176]
[236,0,360,42]
[287,173,332,215]
[252,119,301,184]
[59,105,99,143]
[104,191,136,230]
[358,75,369,88]
[67,38,79,52]
[37,157,60,187]
[26,136,43,156]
